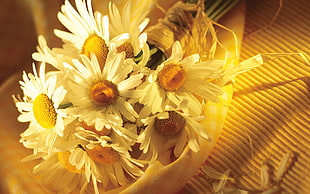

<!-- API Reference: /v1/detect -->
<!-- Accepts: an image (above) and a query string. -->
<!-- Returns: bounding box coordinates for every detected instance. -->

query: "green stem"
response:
[59,102,73,109]
[185,0,241,21]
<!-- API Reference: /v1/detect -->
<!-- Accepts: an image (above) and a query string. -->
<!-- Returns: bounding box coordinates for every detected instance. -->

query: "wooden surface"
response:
[182,0,310,193]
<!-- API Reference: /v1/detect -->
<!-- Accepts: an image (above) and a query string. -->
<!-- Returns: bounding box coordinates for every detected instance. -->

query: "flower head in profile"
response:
[132,41,224,117]
[14,63,67,154]
[76,120,138,151]
[71,129,144,191]
[54,0,129,67]
[66,45,143,131]
[109,1,150,66]
[138,108,211,161]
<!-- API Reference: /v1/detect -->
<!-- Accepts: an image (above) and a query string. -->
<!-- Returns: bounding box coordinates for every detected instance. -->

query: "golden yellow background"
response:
[0,0,308,193]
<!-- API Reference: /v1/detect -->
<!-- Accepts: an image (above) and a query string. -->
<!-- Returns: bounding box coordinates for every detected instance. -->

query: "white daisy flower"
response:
[109,1,150,66]
[14,63,68,154]
[131,41,224,117]
[138,109,211,161]
[66,45,143,131]
[31,152,88,194]
[70,132,144,192]
[54,0,129,67]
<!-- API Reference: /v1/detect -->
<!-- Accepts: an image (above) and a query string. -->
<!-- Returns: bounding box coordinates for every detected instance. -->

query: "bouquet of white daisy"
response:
[13,0,264,193]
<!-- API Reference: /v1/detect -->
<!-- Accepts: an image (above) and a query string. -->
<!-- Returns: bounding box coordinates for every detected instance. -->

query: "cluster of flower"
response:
[14,0,227,193]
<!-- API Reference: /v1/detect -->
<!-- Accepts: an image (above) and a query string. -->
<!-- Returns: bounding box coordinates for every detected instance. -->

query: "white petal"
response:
[164,41,183,64]
[118,74,142,96]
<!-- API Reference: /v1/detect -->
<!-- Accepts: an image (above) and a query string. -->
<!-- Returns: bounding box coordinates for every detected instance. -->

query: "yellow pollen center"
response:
[87,145,120,165]
[90,80,118,106]
[33,93,57,129]
[82,34,109,67]
[58,151,84,173]
[158,64,186,91]
[81,122,112,136]
[117,42,134,59]
[154,111,185,136]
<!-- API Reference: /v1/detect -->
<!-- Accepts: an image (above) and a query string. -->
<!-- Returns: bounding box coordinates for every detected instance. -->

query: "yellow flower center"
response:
[81,122,112,136]
[58,151,84,173]
[90,80,118,106]
[117,42,134,59]
[87,145,120,165]
[154,111,185,136]
[33,93,57,129]
[82,34,109,67]
[158,64,186,91]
